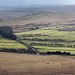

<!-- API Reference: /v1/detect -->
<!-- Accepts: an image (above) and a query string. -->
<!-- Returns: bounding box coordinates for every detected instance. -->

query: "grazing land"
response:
[0,52,75,75]
[0,10,75,32]
[15,28,75,54]
[0,36,27,49]
[0,6,75,75]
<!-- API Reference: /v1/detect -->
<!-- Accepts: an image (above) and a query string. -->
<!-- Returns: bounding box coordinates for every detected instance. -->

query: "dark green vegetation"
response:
[0,6,75,55]
[0,26,17,40]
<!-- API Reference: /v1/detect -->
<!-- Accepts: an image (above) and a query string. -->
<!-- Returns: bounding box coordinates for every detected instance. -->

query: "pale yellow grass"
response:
[0,52,75,75]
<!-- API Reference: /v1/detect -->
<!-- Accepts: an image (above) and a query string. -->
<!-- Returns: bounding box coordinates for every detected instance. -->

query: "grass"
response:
[33,46,75,54]
[15,27,75,54]
[22,40,75,47]
[16,29,75,41]
[1,10,75,33]
[0,10,75,54]
[0,52,75,75]
[0,28,74,54]
[0,36,28,49]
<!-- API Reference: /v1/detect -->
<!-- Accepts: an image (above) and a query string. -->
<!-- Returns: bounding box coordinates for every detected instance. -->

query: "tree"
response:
[0,26,17,40]
[36,26,38,29]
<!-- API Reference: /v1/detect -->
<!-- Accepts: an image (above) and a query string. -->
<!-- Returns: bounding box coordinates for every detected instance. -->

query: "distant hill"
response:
[0,7,75,32]
[1,5,75,12]
[43,5,75,13]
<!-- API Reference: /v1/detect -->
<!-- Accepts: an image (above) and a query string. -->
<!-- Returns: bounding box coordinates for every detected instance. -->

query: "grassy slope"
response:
[0,11,75,32]
[0,36,27,49]
[0,12,27,21]
[0,10,75,54]
[15,28,75,54]
[33,46,75,54]
[0,52,75,75]
[16,29,75,41]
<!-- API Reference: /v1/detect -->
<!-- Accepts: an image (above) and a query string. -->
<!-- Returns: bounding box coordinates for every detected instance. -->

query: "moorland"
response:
[0,5,75,75]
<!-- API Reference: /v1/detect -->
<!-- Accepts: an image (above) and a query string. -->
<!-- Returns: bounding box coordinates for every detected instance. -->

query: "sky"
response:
[0,0,75,7]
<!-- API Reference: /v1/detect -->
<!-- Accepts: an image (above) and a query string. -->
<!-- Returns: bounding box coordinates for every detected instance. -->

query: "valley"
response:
[0,6,75,75]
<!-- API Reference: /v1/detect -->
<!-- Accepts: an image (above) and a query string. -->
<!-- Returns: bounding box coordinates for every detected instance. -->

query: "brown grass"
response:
[0,11,75,32]
[0,12,27,21]
[0,52,75,75]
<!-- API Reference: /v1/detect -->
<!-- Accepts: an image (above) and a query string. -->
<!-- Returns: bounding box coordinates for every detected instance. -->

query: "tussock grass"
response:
[0,52,75,75]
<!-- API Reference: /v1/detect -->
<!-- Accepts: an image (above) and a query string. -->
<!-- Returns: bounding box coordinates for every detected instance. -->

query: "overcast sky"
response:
[0,0,75,6]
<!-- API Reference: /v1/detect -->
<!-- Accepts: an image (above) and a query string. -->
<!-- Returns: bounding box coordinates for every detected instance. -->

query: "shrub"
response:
[46,51,71,55]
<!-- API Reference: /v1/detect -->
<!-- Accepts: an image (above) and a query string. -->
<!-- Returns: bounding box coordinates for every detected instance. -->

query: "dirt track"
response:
[0,52,75,75]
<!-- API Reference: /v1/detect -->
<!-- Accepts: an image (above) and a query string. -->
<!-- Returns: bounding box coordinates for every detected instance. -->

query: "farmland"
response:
[15,28,75,54]
[0,36,27,49]
[0,6,75,75]
[0,9,75,54]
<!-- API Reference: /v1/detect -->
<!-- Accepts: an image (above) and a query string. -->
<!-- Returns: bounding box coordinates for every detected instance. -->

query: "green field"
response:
[0,25,75,54]
[0,36,27,49]
[33,46,75,54]
[0,10,75,54]
[15,27,75,54]
[16,29,75,40]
